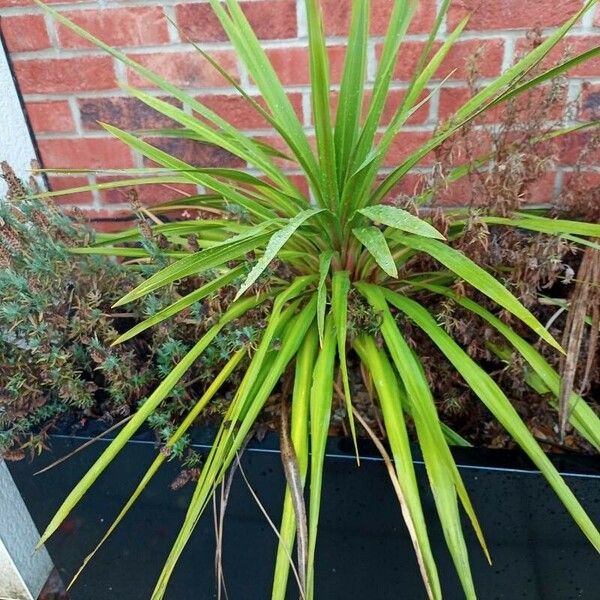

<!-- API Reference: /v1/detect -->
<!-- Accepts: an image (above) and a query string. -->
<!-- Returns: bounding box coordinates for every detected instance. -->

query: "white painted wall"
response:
[0,462,53,600]
[0,35,53,600]
[0,36,40,197]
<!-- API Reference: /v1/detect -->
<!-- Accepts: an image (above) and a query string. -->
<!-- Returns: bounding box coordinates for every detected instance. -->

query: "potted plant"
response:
[9,0,600,598]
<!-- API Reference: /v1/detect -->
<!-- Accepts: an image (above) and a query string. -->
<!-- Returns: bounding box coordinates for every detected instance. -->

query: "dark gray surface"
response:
[9,435,600,600]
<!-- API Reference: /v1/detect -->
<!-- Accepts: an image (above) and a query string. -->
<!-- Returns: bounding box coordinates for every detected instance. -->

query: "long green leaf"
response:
[101,123,277,222]
[351,0,417,172]
[166,26,309,203]
[68,247,187,259]
[113,266,245,344]
[404,0,450,102]
[152,295,317,600]
[331,271,358,459]
[334,0,369,183]
[353,335,441,600]
[33,176,189,201]
[489,343,600,451]
[208,0,322,202]
[68,349,245,587]
[402,15,468,113]
[359,205,445,239]
[272,326,318,600]
[235,209,325,299]
[490,46,600,108]
[353,226,398,277]
[306,316,336,600]
[416,283,600,450]
[483,214,600,238]
[39,294,265,547]
[349,10,466,210]
[151,297,302,597]
[305,0,338,207]
[91,220,239,248]
[358,283,488,599]
[122,86,295,207]
[397,235,562,351]
[316,250,334,346]
[114,228,273,307]
[384,289,600,554]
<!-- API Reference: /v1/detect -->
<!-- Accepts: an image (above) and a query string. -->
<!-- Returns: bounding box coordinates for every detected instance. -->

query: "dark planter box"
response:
[8,429,600,600]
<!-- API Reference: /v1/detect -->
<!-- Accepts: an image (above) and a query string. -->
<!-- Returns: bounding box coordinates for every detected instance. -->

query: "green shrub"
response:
[0,169,258,462]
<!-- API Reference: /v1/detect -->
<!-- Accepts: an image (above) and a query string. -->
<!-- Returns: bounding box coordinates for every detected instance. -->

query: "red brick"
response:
[384,128,496,169]
[515,35,600,78]
[526,172,557,204]
[380,165,556,206]
[264,46,346,85]
[379,172,470,207]
[128,51,239,89]
[580,83,600,121]
[448,0,582,31]
[558,131,600,165]
[176,0,297,42]
[47,175,93,206]
[286,174,310,197]
[379,89,430,126]
[439,85,568,124]
[323,0,436,36]
[1,15,50,52]
[142,137,245,168]
[379,172,484,208]
[435,170,557,207]
[26,100,75,133]
[438,87,472,121]
[195,92,303,129]
[13,57,116,94]
[38,138,134,169]
[328,88,430,126]
[56,7,169,49]
[562,170,600,196]
[254,134,309,168]
[382,39,505,82]
[138,183,198,206]
[382,131,435,168]
[433,177,475,207]
[79,96,182,131]
[379,172,429,202]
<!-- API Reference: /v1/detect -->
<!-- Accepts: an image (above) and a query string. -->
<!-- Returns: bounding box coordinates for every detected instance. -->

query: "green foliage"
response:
[0,175,263,462]
[32,1,600,599]
[0,185,134,457]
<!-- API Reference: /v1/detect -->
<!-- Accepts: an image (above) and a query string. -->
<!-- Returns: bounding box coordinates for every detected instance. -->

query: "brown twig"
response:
[558,244,600,440]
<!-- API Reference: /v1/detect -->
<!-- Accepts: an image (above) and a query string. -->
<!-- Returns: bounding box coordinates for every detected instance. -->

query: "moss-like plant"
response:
[0,170,251,462]
[34,1,600,599]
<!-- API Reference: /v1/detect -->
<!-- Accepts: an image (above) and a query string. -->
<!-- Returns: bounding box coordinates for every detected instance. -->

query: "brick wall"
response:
[1,0,599,223]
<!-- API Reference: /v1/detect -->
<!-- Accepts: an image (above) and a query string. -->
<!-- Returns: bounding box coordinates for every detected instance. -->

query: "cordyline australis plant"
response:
[34,0,600,598]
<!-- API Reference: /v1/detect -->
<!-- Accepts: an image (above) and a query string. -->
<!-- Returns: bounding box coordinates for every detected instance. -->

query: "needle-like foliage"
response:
[33,1,600,598]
